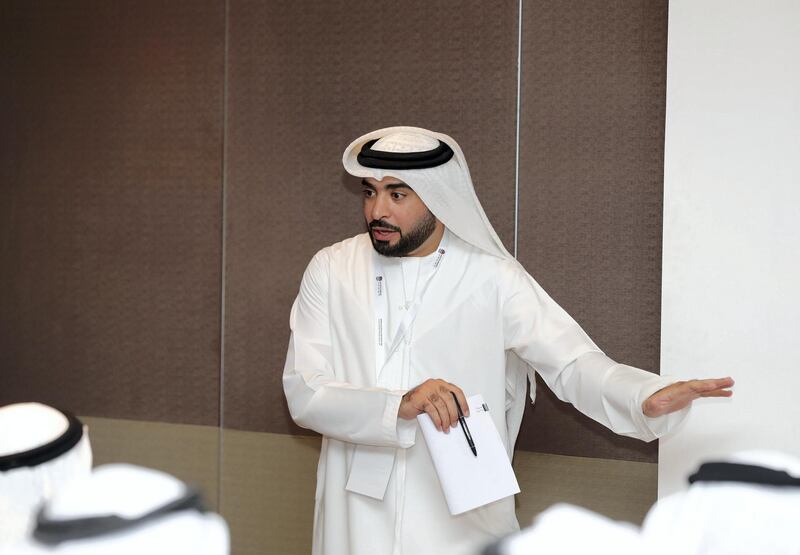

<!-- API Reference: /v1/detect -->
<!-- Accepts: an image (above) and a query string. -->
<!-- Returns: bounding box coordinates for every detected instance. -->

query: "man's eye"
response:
[391,192,405,200]
[363,189,374,197]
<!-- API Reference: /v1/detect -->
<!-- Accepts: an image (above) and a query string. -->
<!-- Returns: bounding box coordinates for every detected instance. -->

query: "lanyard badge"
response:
[372,234,448,377]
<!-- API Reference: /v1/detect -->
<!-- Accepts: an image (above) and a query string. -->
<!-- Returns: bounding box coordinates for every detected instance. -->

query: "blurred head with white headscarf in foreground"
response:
[9,464,229,555]
[0,402,92,546]
[484,450,800,555]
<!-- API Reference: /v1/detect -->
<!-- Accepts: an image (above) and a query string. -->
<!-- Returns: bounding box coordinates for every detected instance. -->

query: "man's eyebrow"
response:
[360,179,411,191]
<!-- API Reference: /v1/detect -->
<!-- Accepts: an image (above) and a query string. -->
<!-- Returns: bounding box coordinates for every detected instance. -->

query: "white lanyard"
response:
[372,233,448,376]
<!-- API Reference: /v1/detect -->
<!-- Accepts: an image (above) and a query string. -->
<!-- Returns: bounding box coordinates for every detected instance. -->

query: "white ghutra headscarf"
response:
[343,126,513,261]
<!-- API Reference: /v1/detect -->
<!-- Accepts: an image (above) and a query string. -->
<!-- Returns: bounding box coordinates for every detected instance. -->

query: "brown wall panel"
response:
[0,1,225,425]
[515,1,668,460]
[223,0,519,432]
[1,0,671,463]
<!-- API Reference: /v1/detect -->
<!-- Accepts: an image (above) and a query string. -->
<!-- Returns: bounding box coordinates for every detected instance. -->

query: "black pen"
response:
[450,391,477,457]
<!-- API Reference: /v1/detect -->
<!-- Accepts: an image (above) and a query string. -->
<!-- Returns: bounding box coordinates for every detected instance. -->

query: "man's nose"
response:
[370,193,391,221]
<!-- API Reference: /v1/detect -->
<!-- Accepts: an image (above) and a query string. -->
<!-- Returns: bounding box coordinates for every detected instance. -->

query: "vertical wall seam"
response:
[217,0,230,512]
[514,0,523,259]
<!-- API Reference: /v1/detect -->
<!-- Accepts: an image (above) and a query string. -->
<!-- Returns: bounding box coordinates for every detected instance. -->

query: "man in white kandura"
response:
[282,126,734,555]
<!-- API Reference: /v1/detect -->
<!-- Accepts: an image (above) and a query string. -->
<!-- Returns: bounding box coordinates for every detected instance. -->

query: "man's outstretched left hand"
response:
[642,377,735,418]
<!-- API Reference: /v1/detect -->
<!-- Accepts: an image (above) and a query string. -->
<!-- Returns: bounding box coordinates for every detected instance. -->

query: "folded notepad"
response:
[417,394,520,515]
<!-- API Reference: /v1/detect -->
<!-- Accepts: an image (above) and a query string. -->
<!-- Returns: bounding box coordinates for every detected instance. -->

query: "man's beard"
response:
[367,211,437,257]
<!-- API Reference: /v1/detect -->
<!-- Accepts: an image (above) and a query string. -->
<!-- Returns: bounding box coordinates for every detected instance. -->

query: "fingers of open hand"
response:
[701,389,734,398]
[644,377,735,416]
[689,377,735,396]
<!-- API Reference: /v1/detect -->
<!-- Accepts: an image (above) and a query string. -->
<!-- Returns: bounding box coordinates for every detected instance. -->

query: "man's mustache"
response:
[369,220,401,233]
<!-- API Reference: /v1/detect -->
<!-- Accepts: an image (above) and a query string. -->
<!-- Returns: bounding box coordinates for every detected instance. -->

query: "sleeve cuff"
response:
[599,362,691,441]
[383,391,417,448]
[632,376,691,441]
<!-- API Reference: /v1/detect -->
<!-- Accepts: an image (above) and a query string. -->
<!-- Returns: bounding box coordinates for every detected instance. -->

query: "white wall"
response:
[659,0,800,496]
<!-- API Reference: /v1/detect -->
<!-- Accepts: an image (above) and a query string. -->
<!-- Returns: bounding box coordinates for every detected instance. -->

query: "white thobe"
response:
[283,230,686,555]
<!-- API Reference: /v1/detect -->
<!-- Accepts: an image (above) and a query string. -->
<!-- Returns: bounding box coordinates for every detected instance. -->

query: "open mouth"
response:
[371,228,399,241]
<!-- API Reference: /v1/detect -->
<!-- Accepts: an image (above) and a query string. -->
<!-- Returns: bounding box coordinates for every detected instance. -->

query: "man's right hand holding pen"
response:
[398,378,469,433]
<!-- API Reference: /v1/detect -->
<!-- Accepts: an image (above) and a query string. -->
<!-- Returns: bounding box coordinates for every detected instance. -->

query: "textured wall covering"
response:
[1,1,668,458]
[516,0,668,461]
[0,1,225,425]
[1,3,671,553]
[223,0,668,464]
[222,0,519,432]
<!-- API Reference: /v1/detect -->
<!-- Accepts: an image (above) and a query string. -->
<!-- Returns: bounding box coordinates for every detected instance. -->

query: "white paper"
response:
[417,394,520,515]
